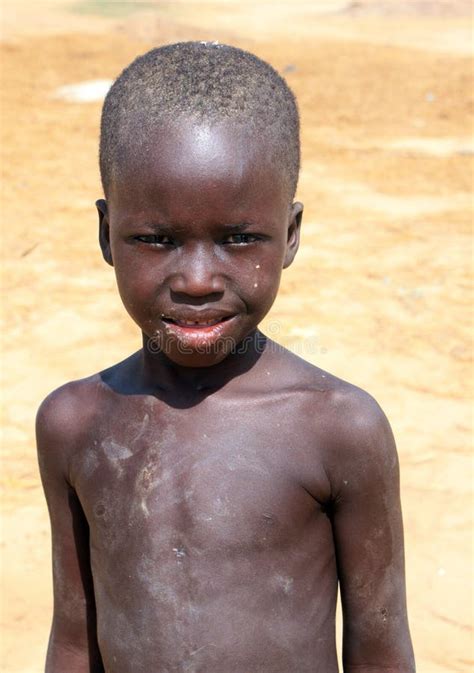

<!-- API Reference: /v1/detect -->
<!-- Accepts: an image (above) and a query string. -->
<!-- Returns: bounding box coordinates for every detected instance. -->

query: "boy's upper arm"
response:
[324,388,415,673]
[36,384,104,672]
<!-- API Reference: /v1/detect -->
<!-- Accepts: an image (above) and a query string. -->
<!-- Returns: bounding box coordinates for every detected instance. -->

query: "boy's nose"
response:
[168,245,226,298]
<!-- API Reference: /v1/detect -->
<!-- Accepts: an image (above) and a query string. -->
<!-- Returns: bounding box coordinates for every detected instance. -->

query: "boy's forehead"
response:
[107,119,291,222]
[113,118,280,191]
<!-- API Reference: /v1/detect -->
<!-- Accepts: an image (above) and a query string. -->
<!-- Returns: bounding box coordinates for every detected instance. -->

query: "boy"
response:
[37,42,415,672]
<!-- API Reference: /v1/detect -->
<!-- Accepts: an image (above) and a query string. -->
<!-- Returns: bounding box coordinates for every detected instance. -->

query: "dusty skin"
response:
[1,1,472,672]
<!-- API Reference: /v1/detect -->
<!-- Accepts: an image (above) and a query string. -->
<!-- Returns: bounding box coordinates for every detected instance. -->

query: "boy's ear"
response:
[283,201,303,269]
[96,199,113,266]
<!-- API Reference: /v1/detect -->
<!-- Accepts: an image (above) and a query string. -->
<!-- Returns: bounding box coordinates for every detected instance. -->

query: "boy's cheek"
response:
[248,274,283,323]
[112,250,160,293]
[112,269,157,325]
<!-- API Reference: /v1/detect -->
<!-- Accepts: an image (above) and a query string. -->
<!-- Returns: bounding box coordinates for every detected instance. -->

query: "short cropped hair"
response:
[99,41,300,199]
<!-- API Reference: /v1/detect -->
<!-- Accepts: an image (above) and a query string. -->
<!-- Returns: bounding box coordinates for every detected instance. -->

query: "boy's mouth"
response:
[158,313,238,350]
[161,314,234,329]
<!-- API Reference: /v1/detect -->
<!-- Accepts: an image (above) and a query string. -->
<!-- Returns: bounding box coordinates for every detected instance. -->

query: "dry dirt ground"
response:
[1,1,472,671]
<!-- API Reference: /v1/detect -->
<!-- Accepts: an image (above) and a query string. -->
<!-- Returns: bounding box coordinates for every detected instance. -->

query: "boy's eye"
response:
[134,234,174,246]
[223,233,260,245]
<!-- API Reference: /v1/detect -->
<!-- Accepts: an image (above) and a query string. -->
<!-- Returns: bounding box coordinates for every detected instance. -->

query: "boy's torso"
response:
[68,351,343,673]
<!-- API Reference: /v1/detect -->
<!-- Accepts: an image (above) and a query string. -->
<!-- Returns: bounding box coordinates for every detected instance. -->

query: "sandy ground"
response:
[1,1,472,671]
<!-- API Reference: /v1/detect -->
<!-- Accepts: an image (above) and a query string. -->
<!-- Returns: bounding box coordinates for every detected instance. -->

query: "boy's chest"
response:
[73,398,328,556]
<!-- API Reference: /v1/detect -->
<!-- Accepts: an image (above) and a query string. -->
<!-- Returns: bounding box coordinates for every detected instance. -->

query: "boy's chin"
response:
[145,336,236,369]
[164,350,232,369]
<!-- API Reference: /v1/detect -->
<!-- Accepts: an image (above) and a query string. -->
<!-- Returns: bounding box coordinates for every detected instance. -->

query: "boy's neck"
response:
[140,329,267,398]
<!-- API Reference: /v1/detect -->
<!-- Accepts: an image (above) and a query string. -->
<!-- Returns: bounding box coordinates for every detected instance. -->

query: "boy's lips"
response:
[159,312,238,347]
[161,314,233,328]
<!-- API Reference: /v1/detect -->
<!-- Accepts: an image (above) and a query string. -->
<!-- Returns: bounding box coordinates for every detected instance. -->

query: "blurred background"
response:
[1,1,472,670]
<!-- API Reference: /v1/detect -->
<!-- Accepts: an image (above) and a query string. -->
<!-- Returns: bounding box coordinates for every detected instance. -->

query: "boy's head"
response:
[99,41,300,201]
[97,42,303,368]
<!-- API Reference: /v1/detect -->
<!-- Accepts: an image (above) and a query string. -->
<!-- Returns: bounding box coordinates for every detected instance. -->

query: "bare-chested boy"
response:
[37,42,415,672]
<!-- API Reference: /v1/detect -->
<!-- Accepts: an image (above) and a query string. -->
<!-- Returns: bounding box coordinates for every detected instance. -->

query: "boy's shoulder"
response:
[277,345,385,416]
[276,346,394,461]
[36,353,139,448]
[36,371,104,449]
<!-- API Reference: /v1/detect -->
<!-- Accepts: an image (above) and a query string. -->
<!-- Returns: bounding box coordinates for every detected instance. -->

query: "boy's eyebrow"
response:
[134,221,253,232]
[220,222,251,231]
[138,222,175,232]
